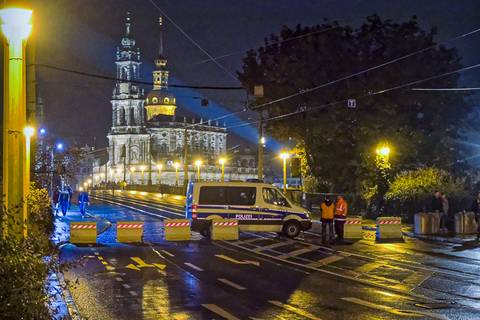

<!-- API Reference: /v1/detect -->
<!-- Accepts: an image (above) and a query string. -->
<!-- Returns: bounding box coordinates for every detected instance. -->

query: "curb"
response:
[56,271,82,320]
[403,231,477,245]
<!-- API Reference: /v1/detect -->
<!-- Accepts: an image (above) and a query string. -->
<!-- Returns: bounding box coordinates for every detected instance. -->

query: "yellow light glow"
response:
[195,160,202,167]
[116,168,121,174]
[23,126,34,138]
[139,165,146,172]
[260,137,266,144]
[279,152,290,160]
[376,146,390,157]
[130,166,136,172]
[173,162,180,169]
[0,8,32,43]
[218,157,226,165]
[83,182,88,187]
[157,163,163,170]
[140,192,147,196]
[87,179,92,184]
[79,187,84,192]
[129,190,137,195]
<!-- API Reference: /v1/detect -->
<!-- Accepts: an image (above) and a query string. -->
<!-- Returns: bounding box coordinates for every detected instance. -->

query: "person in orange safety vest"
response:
[321,195,335,244]
[334,195,348,241]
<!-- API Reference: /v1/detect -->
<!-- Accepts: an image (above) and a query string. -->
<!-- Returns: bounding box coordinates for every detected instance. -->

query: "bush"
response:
[0,184,56,319]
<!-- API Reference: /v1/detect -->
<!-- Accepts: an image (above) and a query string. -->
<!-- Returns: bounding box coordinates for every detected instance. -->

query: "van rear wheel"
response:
[283,220,301,238]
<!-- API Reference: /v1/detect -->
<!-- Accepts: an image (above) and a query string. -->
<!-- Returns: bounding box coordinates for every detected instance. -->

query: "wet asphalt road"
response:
[56,191,480,320]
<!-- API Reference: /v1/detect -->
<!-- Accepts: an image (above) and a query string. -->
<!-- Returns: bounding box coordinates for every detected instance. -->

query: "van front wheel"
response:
[283,220,301,238]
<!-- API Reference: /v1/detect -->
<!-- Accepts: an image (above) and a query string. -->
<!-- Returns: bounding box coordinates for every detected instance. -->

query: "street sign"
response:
[347,99,356,108]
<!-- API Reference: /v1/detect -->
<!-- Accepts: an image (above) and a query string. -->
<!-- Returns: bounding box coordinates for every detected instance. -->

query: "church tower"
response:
[145,16,177,120]
[108,13,150,170]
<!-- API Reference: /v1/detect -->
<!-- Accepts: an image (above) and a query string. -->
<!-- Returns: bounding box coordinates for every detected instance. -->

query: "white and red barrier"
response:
[70,222,97,244]
[343,216,363,239]
[117,221,144,243]
[164,219,191,241]
[376,217,402,240]
[212,219,239,240]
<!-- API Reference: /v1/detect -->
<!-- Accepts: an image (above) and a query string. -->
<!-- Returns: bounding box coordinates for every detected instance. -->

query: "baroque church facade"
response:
[97,14,256,186]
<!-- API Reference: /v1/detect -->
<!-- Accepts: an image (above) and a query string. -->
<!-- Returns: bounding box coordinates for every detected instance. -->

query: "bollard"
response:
[376,217,402,240]
[117,221,144,243]
[164,219,191,241]
[455,212,478,235]
[343,216,363,239]
[211,219,239,241]
[70,221,97,244]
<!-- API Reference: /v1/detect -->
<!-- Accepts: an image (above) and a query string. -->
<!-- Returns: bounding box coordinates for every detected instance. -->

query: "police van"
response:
[185,181,312,238]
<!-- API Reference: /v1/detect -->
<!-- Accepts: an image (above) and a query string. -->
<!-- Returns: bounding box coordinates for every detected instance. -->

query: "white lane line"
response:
[201,304,240,320]
[277,246,320,259]
[342,297,448,320]
[93,197,169,219]
[122,283,131,289]
[307,254,344,267]
[94,252,100,256]
[184,262,203,272]
[268,300,322,320]
[218,278,247,290]
[98,195,184,215]
[161,249,175,257]
[253,240,295,252]
[129,291,138,297]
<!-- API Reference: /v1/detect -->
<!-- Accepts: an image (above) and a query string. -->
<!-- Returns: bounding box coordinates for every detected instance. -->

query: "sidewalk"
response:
[402,226,479,244]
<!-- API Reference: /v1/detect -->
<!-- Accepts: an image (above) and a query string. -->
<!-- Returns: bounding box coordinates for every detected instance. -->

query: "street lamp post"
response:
[140,165,146,185]
[218,157,226,182]
[156,163,163,185]
[173,162,180,186]
[22,126,34,237]
[279,152,290,194]
[130,166,136,185]
[195,160,202,182]
[0,8,33,237]
[375,144,391,215]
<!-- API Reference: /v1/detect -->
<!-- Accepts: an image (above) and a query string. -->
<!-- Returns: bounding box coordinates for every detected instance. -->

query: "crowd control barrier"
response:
[117,221,144,243]
[70,221,97,244]
[164,219,191,241]
[455,212,478,235]
[211,219,239,240]
[343,216,363,239]
[376,217,402,240]
[414,212,441,235]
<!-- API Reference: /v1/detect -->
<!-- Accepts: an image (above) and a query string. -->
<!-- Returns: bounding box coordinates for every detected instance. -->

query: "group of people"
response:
[52,185,90,217]
[320,195,348,244]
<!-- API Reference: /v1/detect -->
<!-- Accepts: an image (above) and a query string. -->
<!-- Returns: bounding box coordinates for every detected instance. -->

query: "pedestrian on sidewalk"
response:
[470,192,480,241]
[53,186,60,214]
[321,195,335,245]
[334,195,348,242]
[431,191,444,233]
[58,190,70,216]
[78,188,90,218]
[66,184,73,210]
[441,193,449,233]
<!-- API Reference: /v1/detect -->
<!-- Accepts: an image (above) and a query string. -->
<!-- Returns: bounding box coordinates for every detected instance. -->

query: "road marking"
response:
[122,283,131,289]
[184,262,203,272]
[342,297,448,319]
[307,254,344,267]
[129,291,138,297]
[215,254,260,266]
[402,271,433,287]
[125,257,167,271]
[277,246,320,259]
[253,240,294,251]
[115,277,123,282]
[97,256,104,260]
[161,249,175,257]
[101,261,108,265]
[201,304,240,320]
[268,300,322,320]
[93,197,169,219]
[218,278,246,290]
[354,262,383,274]
[94,252,100,256]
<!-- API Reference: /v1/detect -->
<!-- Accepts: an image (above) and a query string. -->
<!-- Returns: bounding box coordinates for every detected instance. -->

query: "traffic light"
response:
[291,158,301,177]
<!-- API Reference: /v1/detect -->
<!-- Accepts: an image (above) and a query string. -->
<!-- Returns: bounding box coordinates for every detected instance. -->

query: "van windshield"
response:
[263,188,291,207]
[199,186,256,206]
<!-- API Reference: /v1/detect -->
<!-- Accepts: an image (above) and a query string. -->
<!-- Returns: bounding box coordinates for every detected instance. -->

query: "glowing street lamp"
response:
[376,145,390,159]
[23,126,34,231]
[1,8,33,237]
[173,162,180,186]
[139,165,146,185]
[218,157,226,182]
[279,152,290,193]
[56,143,64,151]
[156,163,163,185]
[195,160,202,181]
[130,166,136,184]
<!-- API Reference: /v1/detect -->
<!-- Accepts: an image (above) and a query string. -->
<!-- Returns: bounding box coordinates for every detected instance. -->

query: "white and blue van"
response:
[185,181,312,238]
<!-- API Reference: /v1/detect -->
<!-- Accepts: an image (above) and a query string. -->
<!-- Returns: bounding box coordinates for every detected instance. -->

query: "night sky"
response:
[30,0,480,152]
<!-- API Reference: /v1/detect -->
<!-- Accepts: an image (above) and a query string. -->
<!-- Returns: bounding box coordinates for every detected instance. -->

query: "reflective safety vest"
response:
[321,202,335,220]
[335,198,348,221]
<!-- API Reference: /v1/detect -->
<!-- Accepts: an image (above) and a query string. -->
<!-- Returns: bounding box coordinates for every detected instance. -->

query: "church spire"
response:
[125,12,131,36]
[158,16,164,57]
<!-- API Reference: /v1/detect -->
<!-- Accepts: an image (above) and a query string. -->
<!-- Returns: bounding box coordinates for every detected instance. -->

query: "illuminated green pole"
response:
[1,8,33,237]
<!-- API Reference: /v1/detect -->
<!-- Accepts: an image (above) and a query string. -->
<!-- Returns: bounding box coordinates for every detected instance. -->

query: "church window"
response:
[164,97,170,104]
[152,97,158,103]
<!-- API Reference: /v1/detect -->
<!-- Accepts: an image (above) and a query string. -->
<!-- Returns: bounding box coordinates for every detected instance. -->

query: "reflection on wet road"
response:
[57,191,480,319]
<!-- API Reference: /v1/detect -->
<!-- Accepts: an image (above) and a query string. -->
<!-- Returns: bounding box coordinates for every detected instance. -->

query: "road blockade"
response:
[70,221,97,244]
[376,217,403,240]
[164,219,191,241]
[343,216,363,239]
[117,221,144,243]
[211,219,239,240]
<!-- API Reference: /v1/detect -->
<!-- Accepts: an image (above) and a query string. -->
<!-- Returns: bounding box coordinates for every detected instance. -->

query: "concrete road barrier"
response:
[117,221,144,243]
[211,219,239,241]
[70,222,97,244]
[164,219,191,241]
[344,216,363,239]
[376,217,402,240]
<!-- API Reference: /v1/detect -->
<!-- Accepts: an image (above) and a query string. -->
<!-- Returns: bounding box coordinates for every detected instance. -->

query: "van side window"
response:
[263,188,290,207]
[199,187,227,205]
[227,187,256,206]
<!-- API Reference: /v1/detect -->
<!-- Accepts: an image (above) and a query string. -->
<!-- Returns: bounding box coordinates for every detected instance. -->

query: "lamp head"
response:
[218,157,226,165]
[0,8,33,43]
[56,143,64,151]
[23,126,35,138]
[130,166,136,172]
[376,146,390,157]
[139,165,146,171]
[195,160,202,167]
[279,152,290,160]
[173,162,180,169]
[157,164,163,170]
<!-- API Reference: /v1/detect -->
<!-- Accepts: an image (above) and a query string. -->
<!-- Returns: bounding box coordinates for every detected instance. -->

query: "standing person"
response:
[66,184,73,210]
[470,192,480,241]
[53,186,60,214]
[58,190,70,216]
[441,193,449,232]
[78,189,90,218]
[334,195,348,242]
[321,195,335,245]
[431,191,443,232]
